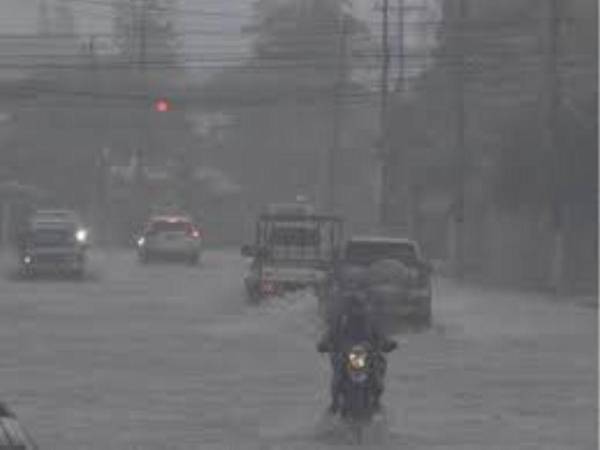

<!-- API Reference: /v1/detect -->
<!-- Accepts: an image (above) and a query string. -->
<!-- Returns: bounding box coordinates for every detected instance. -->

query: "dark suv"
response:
[344,236,432,325]
[18,209,89,278]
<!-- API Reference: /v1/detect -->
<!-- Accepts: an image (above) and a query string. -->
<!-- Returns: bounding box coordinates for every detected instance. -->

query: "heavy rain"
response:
[0,1,597,449]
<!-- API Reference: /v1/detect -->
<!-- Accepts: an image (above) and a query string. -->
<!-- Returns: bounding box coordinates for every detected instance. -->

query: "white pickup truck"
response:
[241,205,343,303]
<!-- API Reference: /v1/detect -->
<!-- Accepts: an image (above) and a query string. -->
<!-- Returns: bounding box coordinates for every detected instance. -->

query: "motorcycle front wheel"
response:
[341,383,372,422]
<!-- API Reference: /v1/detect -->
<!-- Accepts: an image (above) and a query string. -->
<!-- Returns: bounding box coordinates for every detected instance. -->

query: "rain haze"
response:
[0,0,597,449]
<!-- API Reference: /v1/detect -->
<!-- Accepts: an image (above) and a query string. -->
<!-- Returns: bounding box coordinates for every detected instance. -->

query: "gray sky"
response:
[0,0,38,33]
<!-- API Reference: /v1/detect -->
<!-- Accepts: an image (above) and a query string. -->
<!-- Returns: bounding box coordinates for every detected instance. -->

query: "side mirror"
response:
[317,341,331,353]
[241,244,256,258]
[381,340,397,353]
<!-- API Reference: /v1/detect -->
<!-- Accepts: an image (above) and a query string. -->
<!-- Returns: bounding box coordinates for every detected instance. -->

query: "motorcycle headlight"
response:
[348,351,367,370]
[137,236,146,247]
[75,229,88,243]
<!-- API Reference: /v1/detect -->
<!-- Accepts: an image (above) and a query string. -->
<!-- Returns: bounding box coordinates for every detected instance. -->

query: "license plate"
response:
[350,372,368,384]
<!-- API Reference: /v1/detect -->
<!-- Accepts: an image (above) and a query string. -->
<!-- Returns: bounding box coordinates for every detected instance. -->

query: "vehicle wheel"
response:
[352,423,364,444]
[139,252,150,264]
[20,267,35,280]
[187,253,199,266]
[72,267,85,280]
[411,307,432,330]
[317,298,327,318]
[421,312,432,328]
[423,300,433,325]
[246,288,262,305]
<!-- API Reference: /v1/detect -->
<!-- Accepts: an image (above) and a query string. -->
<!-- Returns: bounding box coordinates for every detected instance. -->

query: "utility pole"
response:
[87,35,105,245]
[451,0,467,280]
[139,0,147,72]
[328,8,347,213]
[392,0,428,237]
[378,0,392,228]
[134,0,148,225]
[391,0,409,236]
[544,0,563,294]
[396,0,405,93]
[37,0,50,35]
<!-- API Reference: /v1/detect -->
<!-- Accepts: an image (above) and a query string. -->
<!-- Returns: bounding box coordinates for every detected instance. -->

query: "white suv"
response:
[137,215,203,265]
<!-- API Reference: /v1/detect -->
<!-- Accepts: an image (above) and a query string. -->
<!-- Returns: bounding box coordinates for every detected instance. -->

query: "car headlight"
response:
[75,229,88,243]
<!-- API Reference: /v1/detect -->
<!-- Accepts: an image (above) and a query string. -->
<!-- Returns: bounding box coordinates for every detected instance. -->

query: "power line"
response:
[2,48,593,60]
[12,88,544,112]
[0,54,592,71]
[72,0,255,18]
[13,77,562,100]
[0,16,592,41]
[69,0,597,25]
[0,41,594,61]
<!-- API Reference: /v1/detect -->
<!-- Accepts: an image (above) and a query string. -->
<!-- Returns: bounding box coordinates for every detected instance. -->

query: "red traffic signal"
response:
[154,99,170,112]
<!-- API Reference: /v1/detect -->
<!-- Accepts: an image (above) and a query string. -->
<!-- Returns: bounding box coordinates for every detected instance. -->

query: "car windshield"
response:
[268,226,320,247]
[263,226,323,262]
[30,227,73,245]
[33,210,79,222]
[345,241,418,266]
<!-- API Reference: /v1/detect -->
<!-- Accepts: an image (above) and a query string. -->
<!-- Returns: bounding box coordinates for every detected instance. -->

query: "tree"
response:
[200,0,379,221]
[110,0,203,216]
[3,1,196,232]
[112,0,181,66]
[389,0,597,288]
[391,0,596,211]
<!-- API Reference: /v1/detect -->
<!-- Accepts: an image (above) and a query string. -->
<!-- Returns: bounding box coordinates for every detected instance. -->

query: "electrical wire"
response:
[69,0,595,25]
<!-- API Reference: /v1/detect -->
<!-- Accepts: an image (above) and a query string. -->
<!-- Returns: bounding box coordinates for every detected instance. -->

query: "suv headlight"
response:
[75,229,88,243]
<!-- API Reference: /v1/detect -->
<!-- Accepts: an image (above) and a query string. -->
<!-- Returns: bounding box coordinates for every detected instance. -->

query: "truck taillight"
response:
[261,280,277,296]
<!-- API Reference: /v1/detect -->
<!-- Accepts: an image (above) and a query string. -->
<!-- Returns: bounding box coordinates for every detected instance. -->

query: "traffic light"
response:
[154,98,170,112]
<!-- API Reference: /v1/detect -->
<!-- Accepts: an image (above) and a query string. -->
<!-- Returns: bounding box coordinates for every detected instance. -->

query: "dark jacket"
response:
[320,292,388,353]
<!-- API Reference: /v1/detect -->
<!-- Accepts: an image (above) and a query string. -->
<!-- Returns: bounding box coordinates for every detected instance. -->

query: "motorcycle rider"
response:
[318,271,396,414]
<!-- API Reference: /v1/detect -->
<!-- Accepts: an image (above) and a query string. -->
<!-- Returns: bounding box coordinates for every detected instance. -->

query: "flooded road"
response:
[0,250,595,450]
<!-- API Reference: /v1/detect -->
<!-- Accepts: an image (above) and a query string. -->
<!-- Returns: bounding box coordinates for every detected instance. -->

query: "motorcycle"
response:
[319,339,397,442]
